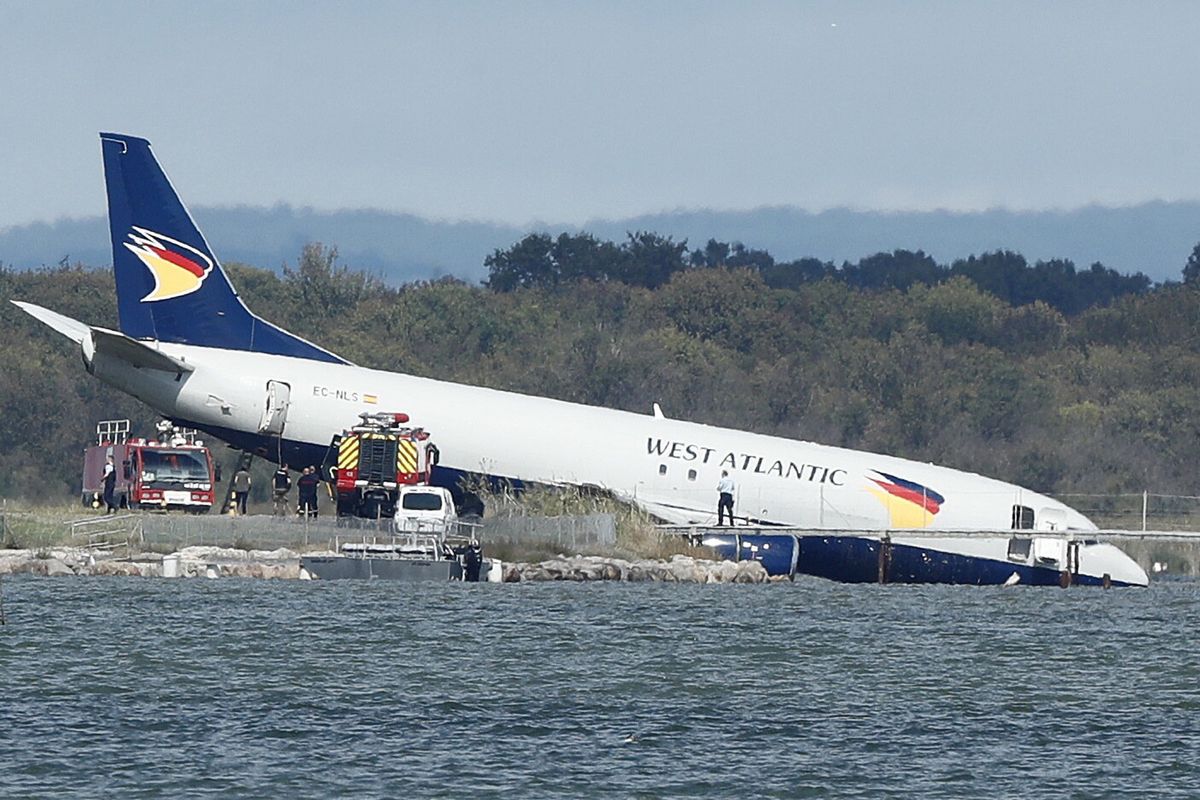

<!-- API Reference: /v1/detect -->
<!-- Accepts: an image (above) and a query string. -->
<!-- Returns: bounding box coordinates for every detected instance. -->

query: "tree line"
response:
[1,236,1198,506]
[486,232,1158,315]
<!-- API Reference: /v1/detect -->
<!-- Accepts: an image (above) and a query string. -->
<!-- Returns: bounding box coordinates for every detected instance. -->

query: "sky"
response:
[1,1,1198,229]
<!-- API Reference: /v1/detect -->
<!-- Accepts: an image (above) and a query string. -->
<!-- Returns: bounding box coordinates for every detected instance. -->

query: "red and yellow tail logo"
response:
[123,227,214,302]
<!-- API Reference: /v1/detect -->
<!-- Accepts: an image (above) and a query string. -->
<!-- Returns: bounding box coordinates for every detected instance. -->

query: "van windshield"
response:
[401,493,443,511]
[140,449,210,485]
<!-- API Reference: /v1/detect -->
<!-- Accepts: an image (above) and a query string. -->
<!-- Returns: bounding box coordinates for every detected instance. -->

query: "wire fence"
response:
[482,512,617,549]
[3,493,1197,553]
[0,503,617,552]
[1050,493,1200,532]
[135,511,615,552]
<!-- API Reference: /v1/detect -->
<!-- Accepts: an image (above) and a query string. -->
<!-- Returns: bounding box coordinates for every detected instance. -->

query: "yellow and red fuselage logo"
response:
[867,469,945,528]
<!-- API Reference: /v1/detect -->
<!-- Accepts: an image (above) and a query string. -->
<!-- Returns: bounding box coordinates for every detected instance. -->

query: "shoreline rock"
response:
[0,548,772,584]
[503,554,770,583]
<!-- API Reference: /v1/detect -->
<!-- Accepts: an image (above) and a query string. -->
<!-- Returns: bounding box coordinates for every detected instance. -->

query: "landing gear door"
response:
[259,381,291,436]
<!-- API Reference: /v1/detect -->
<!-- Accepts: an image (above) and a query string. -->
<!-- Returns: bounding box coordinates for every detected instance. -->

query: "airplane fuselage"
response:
[88,339,1096,532]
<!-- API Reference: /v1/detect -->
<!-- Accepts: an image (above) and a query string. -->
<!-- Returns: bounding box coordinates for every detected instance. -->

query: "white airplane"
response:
[14,133,1147,586]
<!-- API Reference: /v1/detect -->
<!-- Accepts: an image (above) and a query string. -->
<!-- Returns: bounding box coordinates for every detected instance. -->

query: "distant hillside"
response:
[3,201,1198,283]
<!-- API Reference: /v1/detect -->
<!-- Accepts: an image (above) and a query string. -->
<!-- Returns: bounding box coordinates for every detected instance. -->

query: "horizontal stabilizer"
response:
[11,301,91,344]
[13,300,192,376]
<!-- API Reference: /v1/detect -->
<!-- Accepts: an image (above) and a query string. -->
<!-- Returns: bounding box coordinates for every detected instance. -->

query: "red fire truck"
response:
[324,412,440,519]
[82,419,220,513]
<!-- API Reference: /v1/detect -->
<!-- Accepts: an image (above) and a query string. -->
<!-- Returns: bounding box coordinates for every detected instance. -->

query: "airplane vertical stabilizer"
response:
[99,133,348,364]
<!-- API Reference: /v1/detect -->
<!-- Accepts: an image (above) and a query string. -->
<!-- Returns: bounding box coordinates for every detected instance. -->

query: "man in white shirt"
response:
[717,470,736,526]
[102,456,117,514]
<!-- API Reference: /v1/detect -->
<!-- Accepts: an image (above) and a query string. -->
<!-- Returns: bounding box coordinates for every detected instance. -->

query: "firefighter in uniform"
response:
[297,466,320,518]
[272,464,292,516]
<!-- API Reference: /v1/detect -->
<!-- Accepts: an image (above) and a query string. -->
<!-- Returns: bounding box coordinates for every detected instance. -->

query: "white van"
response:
[393,486,458,533]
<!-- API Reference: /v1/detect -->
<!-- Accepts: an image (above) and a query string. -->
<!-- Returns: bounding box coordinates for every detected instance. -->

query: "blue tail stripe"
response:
[99,133,348,365]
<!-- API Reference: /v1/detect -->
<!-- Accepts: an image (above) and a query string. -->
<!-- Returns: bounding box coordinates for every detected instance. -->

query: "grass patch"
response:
[470,482,713,562]
[0,500,140,550]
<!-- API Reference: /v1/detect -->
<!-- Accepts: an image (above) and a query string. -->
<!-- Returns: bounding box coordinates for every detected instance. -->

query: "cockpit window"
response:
[1011,505,1034,530]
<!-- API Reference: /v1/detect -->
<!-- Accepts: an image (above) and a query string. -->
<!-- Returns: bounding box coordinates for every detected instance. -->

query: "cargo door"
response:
[259,380,291,435]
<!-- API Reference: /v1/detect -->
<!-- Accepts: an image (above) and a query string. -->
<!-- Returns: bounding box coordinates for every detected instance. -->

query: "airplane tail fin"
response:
[99,133,348,364]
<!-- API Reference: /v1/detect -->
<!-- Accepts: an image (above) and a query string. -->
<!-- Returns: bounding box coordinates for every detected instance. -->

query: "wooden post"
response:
[877,535,891,584]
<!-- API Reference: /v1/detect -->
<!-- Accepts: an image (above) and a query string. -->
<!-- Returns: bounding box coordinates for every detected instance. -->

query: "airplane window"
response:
[687,469,697,481]
[658,464,667,476]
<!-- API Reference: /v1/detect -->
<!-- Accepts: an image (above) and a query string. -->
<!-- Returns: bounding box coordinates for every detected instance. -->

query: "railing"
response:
[67,514,142,556]
[136,511,482,551]
[336,532,449,560]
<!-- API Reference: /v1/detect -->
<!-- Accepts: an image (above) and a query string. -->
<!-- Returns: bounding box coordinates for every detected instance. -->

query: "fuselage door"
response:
[259,380,291,436]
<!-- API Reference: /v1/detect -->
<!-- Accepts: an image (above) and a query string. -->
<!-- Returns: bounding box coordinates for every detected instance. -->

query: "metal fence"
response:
[135,511,615,551]
[6,491,1196,550]
[481,512,617,549]
[139,514,382,550]
[1051,493,1200,532]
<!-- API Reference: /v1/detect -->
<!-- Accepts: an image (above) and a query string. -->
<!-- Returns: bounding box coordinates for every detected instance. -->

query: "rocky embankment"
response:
[504,554,771,583]
[0,547,771,583]
[0,546,302,579]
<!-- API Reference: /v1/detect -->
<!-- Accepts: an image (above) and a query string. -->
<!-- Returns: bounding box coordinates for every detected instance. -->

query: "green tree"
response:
[619,231,688,289]
[1184,242,1200,284]
[484,233,556,291]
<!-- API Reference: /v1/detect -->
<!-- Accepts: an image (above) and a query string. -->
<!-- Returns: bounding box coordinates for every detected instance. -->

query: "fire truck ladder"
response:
[221,451,255,514]
[359,436,398,485]
[96,419,130,445]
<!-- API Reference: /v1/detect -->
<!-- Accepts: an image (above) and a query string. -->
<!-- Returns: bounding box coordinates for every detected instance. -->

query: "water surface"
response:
[2,577,1198,798]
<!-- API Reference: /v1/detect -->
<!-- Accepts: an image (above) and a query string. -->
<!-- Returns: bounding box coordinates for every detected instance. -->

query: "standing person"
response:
[272,464,292,517]
[717,470,736,526]
[232,465,252,516]
[297,466,320,518]
[102,456,117,514]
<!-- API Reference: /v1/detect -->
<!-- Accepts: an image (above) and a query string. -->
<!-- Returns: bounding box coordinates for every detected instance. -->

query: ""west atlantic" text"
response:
[647,438,846,485]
